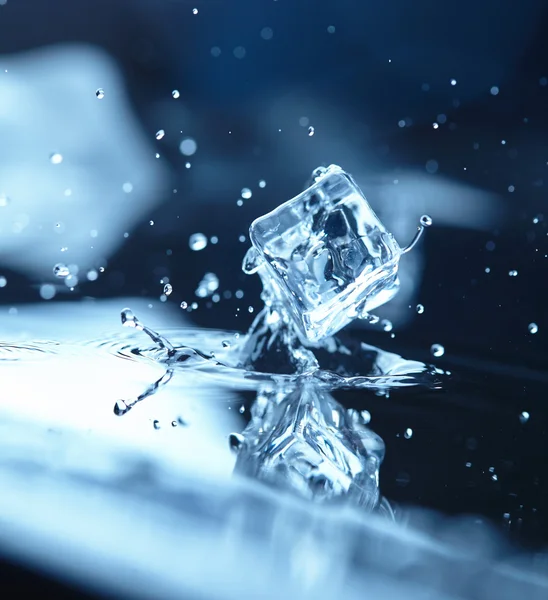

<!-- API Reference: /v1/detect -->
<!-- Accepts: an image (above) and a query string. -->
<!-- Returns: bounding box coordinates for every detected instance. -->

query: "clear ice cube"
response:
[233,384,385,510]
[249,165,401,342]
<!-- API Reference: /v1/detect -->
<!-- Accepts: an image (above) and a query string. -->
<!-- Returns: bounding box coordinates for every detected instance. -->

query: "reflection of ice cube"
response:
[234,384,384,510]
[250,165,401,341]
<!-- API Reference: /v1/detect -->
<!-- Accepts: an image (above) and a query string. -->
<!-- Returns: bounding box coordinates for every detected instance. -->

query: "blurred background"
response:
[0,0,547,598]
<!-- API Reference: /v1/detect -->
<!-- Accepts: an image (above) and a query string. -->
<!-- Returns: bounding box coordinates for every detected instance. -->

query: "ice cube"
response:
[233,384,384,509]
[249,165,402,341]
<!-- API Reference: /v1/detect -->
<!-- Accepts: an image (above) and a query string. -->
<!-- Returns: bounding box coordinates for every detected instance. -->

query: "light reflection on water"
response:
[0,298,546,599]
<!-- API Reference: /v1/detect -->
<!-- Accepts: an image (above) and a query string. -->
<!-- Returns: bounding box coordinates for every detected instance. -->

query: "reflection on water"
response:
[0,299,546,599]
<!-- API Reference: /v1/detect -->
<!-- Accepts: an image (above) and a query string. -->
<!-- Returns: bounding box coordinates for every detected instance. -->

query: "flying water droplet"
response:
[53,263,69,278]
[192,7,198,14]
[114,400,130,416]
[308,126,315,136]
[520,411,530,424]
[381,319,393,332]
[404,428,413,439]
[95,88,105,99]
[180,301,188,310]
[164,283,173,296]
[508,270,518,277]
[155,129,165,140]
[528,322,538,334]
[416,304,425,314]
[121,308,140,328]
[241,188,252,199]
[431,343,445,357]
[259,180,266,188]
[189,232,207,251]
[222,340,231,348]
[172,90,180,99]
[0,194,10,207]
[50,153,63,165]
[239,405,245,414]
[420,214,433,227]
[153,420,161,430]
[171,420,178,427]
[229,432,244,453]
[243,247,262,274]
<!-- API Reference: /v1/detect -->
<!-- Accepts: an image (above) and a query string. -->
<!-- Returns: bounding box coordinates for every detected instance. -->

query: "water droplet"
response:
[420,214,433,227]
[381,319,393,332]
[172,90,180,99]
[239,405,245,414]
[53,263,69,278]
[308,126,315,136]
[490,86,500,96]
[508,270,518,277]
[50,153,63,165]
[180,301,188,310]
[0,276,6,288]
[260,27,273,40]
[39,284,56,300]
[327,25,336,34]
[228,432,244,453]
[153,420,161,430]
[520,411,530,424]
[528,322,538,334]
[242,247,262,274]
[121,308,138,328]
[431,343,445,357]
[248,306,254,313]
[416,304,425,314]
[259,180,266,188]
[164,283,173,296]
[114,400,130,416]
[0,194,10,207]
[450,78,457,86]
[179,137,197,156]
[149,220,154,226]
[189,233,207,251]
[192,7,198,14]
[155,129,165,140]
[95,88,105,99]
[404,427,413,439]
[241,188,252,199]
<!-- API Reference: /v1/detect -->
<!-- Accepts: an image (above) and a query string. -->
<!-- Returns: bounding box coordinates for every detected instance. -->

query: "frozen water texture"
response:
[233,384,385,511]
[249,165,402,341]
